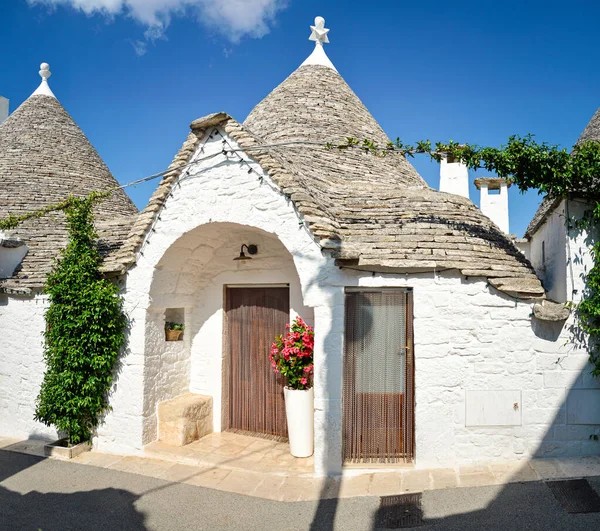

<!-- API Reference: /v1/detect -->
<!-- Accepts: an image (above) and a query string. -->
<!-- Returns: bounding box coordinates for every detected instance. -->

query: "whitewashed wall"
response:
[529,200,568,302]
[143,222,314,437]
[100,128,333,457]
[334,270,600,468]
[141,308,191,443]
[0,293,56,440]
[97,128,599,473]
[565,199,595,303]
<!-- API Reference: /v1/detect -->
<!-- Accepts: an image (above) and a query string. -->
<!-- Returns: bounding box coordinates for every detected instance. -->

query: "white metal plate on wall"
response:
[465,390,522,427]
[567,389,600,425]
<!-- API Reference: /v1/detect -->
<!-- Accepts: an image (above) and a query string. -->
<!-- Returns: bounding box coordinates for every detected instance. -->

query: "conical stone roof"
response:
[245,64,426,189]
[0,71,137,291]
[115,19,544,298]
[241,34,542,297]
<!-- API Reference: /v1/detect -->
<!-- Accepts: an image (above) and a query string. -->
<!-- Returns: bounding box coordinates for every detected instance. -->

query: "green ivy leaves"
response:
[329,135,600,376]
[34,196,126,444]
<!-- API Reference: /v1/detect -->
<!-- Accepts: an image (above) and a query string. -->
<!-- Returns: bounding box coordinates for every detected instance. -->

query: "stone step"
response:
[157,393,213,446]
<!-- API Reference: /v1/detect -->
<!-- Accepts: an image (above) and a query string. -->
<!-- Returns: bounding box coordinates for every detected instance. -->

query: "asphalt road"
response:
[2,451,600,531]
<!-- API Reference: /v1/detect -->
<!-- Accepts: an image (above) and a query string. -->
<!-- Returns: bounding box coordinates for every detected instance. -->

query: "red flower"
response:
[269,316,314,390]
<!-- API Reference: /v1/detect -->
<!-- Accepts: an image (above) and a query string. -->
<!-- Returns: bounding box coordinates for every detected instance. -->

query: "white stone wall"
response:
[528,198,594,305]
[0,231,28,278]
[529,200,568,302]
[565,199,595,304]
[97,127,599,473]
[104,127,332,456]
[337,270,600,468]
[0,293,57,440]
[0,96,8,124]
[141,308,191,443]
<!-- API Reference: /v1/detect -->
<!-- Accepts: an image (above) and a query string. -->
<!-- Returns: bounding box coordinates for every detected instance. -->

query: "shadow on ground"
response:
[370,476,600,531]
[0,451,145,530]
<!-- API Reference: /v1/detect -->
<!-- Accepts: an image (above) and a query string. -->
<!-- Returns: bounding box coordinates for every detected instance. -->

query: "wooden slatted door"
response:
[342,289,414,463]
[226,287,289,438]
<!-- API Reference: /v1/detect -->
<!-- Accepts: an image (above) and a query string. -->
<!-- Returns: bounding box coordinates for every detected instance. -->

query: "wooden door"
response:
[342,289,414,463]
[226,287,289,438]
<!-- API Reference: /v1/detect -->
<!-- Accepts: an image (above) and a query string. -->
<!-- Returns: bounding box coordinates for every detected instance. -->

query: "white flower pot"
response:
[284,387,314,458]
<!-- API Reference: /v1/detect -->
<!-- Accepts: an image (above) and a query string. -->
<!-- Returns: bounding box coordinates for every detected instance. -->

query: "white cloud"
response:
[28,0,288,47]
[129,39,148,56]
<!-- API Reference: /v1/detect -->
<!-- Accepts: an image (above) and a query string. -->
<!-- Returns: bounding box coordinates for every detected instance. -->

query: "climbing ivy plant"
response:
[330,135,600,375]
[8,192,127,444]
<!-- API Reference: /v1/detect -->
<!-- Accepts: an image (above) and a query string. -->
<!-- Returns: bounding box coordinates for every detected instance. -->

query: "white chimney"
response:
[439,155,469,199]
[475,177,510,234]
[0,96,8,124]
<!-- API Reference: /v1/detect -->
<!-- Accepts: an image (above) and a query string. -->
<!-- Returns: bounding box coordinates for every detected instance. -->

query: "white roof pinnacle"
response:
[31,63,56,99]
[309,16,330,45]
[300,16,337,72]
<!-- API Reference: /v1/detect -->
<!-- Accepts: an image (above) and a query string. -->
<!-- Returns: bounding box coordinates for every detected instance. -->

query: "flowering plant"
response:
[270,317,314,390]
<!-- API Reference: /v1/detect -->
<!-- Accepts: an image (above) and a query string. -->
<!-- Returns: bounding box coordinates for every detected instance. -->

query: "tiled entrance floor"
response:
[144,431,314,477]
[3,435,600,502]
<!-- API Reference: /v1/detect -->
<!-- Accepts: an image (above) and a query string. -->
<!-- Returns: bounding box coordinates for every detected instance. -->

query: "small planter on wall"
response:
[165,326,184,341]
[44,438,92,460]
[165,308,185,341]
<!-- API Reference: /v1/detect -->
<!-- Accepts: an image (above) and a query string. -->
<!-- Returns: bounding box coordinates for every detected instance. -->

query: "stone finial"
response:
[39,63,51,80]
[302,17,337,71]
[309,16,330,46]
[31,61,56,99]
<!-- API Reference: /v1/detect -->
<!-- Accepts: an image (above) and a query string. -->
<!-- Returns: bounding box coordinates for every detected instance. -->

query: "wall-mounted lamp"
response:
[233,244,258,261]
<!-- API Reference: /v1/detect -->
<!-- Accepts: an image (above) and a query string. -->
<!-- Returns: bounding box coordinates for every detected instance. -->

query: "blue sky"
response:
[1,0,599,236]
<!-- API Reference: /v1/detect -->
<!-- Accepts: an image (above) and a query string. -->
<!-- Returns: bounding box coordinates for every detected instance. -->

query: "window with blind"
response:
[342,288,414,463]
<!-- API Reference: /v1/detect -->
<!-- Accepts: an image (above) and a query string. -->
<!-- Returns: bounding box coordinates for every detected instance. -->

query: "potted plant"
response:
[165,321,184,341]
[270,316,314,457]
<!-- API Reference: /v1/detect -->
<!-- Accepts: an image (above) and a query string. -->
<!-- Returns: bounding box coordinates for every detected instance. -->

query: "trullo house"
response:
[1,18,598,477]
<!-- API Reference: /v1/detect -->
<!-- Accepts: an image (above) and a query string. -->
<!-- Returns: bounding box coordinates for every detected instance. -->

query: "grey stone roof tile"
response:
[577,107,600,144]
[114,64,544,299]
[0,94,138,291]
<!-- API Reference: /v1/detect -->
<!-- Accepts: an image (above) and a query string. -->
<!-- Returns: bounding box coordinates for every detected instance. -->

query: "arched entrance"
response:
[144,222,313,442]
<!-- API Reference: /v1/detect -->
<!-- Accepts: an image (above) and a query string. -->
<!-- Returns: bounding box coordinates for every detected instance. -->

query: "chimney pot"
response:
[474,177,510,233]
[439,155,469,199]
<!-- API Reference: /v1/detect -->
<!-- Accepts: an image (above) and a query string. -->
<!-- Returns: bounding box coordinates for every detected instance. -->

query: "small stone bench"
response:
[157,393,213,446]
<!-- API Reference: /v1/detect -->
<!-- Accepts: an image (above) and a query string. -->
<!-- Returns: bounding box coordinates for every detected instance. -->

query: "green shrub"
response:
[34,196,126,444]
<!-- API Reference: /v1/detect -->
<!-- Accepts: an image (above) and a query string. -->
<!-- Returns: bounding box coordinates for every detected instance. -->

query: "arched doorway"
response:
[144,222,313,442]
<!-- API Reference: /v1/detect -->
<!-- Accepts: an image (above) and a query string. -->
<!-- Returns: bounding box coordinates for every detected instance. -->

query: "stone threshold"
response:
[2,437,600,502]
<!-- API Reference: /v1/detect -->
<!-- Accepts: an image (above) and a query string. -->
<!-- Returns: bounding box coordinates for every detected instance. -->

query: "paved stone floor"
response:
[145,431,314,476]
[2,435,600,503]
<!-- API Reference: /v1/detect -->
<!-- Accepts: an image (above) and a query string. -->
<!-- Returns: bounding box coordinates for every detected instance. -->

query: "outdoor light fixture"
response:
[233,244,258,261]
